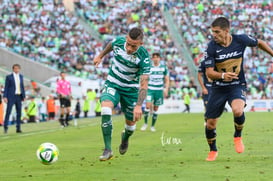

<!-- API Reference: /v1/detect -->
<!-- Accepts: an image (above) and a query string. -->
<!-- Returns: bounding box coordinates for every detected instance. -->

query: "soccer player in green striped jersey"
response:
[140,53,169,132]
[93,27,151,161]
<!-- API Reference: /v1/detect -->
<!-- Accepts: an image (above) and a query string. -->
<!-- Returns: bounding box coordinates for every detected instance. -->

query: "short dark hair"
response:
[211,17,230,29]
[152,52,161,58]
[128,27,144,40]
[12,64,21,69]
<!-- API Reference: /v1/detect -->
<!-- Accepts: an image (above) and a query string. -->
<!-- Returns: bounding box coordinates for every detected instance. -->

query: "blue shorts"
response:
[205,85,246,119]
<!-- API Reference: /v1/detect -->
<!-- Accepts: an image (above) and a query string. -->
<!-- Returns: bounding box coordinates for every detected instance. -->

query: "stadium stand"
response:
[1,0,273,99]
[74,0,198,99]
[0,0,103,80]
[170,0,273,99]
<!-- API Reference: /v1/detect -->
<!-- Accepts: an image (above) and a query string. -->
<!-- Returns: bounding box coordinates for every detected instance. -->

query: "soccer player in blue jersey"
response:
[94,27,151,161]
[204,17,273,161]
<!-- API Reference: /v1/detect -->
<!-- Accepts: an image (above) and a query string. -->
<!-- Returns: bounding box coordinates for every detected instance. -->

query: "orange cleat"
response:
[206,151,218,161]
[234,137,244,153]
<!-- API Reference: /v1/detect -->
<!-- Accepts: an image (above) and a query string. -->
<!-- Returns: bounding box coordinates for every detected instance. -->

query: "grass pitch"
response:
[0,112,273,181]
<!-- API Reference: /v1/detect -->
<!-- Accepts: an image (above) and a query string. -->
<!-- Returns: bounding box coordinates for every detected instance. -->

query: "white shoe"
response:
[99,149,113,161]
[150,126,156,132]
[140,124,148,131]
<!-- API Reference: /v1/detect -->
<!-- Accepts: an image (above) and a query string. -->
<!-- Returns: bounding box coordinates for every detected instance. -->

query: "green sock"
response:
[144,109,149,124]
[151,113,158,127]
[101,115,112,150]
[123,125,136,141]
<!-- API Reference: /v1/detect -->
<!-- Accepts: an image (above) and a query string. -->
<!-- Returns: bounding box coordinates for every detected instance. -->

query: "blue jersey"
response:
[204,34,258,87]
[198,60,212,89]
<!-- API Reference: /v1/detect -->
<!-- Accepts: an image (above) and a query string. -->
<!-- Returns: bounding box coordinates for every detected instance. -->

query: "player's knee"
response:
[206,119,216,129]
[153,106,159,112]
[101,100,114,108]
[125,119,135,126]
[232,109,243,117]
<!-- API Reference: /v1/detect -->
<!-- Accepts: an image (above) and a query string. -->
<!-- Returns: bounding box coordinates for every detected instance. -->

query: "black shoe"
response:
[65,120,70,127]
[59,118,65,127]
[119,131,129,155]
[16,130,22,133]
[4,129,7,134]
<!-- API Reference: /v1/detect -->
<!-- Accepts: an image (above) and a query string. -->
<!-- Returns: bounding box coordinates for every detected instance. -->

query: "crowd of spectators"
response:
[0,0,104,80]
[171,0,273,99]
[1,0,273,100]
[74,0,197,99]
[0,0,196,99]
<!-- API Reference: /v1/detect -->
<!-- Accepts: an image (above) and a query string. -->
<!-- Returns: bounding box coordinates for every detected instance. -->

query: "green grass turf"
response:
[0,112,273,181]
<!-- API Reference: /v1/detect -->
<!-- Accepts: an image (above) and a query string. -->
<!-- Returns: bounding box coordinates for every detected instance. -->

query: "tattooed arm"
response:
[94,42,113,67]
[134,74,149,121]
[136,74,149,106]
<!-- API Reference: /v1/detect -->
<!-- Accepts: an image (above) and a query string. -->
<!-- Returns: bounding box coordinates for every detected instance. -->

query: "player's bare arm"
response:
[133,74,149,121]
[136,74,149,105]
[94,42,113,67]
[164,75,170,97]
[198,72,208,94]
[257,39,273,57]
[206,67,238,82]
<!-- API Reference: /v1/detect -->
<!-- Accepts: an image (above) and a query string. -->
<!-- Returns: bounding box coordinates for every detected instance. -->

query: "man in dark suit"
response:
[3,64,25,133]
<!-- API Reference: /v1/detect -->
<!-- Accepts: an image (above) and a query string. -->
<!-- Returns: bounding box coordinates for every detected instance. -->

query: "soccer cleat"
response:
[140,124,148,131]
[99,149,113,161]
[16,130,22,133]
[119,132,129,155]
[150,126,156,132]
[234,137,244,153]
[206,151,218,161]
[59,118,66,127]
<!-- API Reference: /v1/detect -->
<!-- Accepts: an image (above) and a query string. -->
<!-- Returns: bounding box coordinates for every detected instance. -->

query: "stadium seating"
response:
[1,0,273,99]
[170,1,273,99]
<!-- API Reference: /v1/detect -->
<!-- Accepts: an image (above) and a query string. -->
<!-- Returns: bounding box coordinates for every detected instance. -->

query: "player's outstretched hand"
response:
[94,56,102,68]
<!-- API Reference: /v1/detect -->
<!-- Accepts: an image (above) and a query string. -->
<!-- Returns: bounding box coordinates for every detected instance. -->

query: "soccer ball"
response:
[36,142,59,165]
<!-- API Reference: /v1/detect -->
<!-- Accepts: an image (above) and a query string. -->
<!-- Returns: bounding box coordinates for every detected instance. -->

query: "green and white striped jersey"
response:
[107,37,151,91]
[148,63,169,90]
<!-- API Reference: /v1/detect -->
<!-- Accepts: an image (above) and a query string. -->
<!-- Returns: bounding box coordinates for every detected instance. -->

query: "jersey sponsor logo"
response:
[216,51,242,60]
[151,67,165,72]
[216,49,223,53]
[143,58,149,64]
